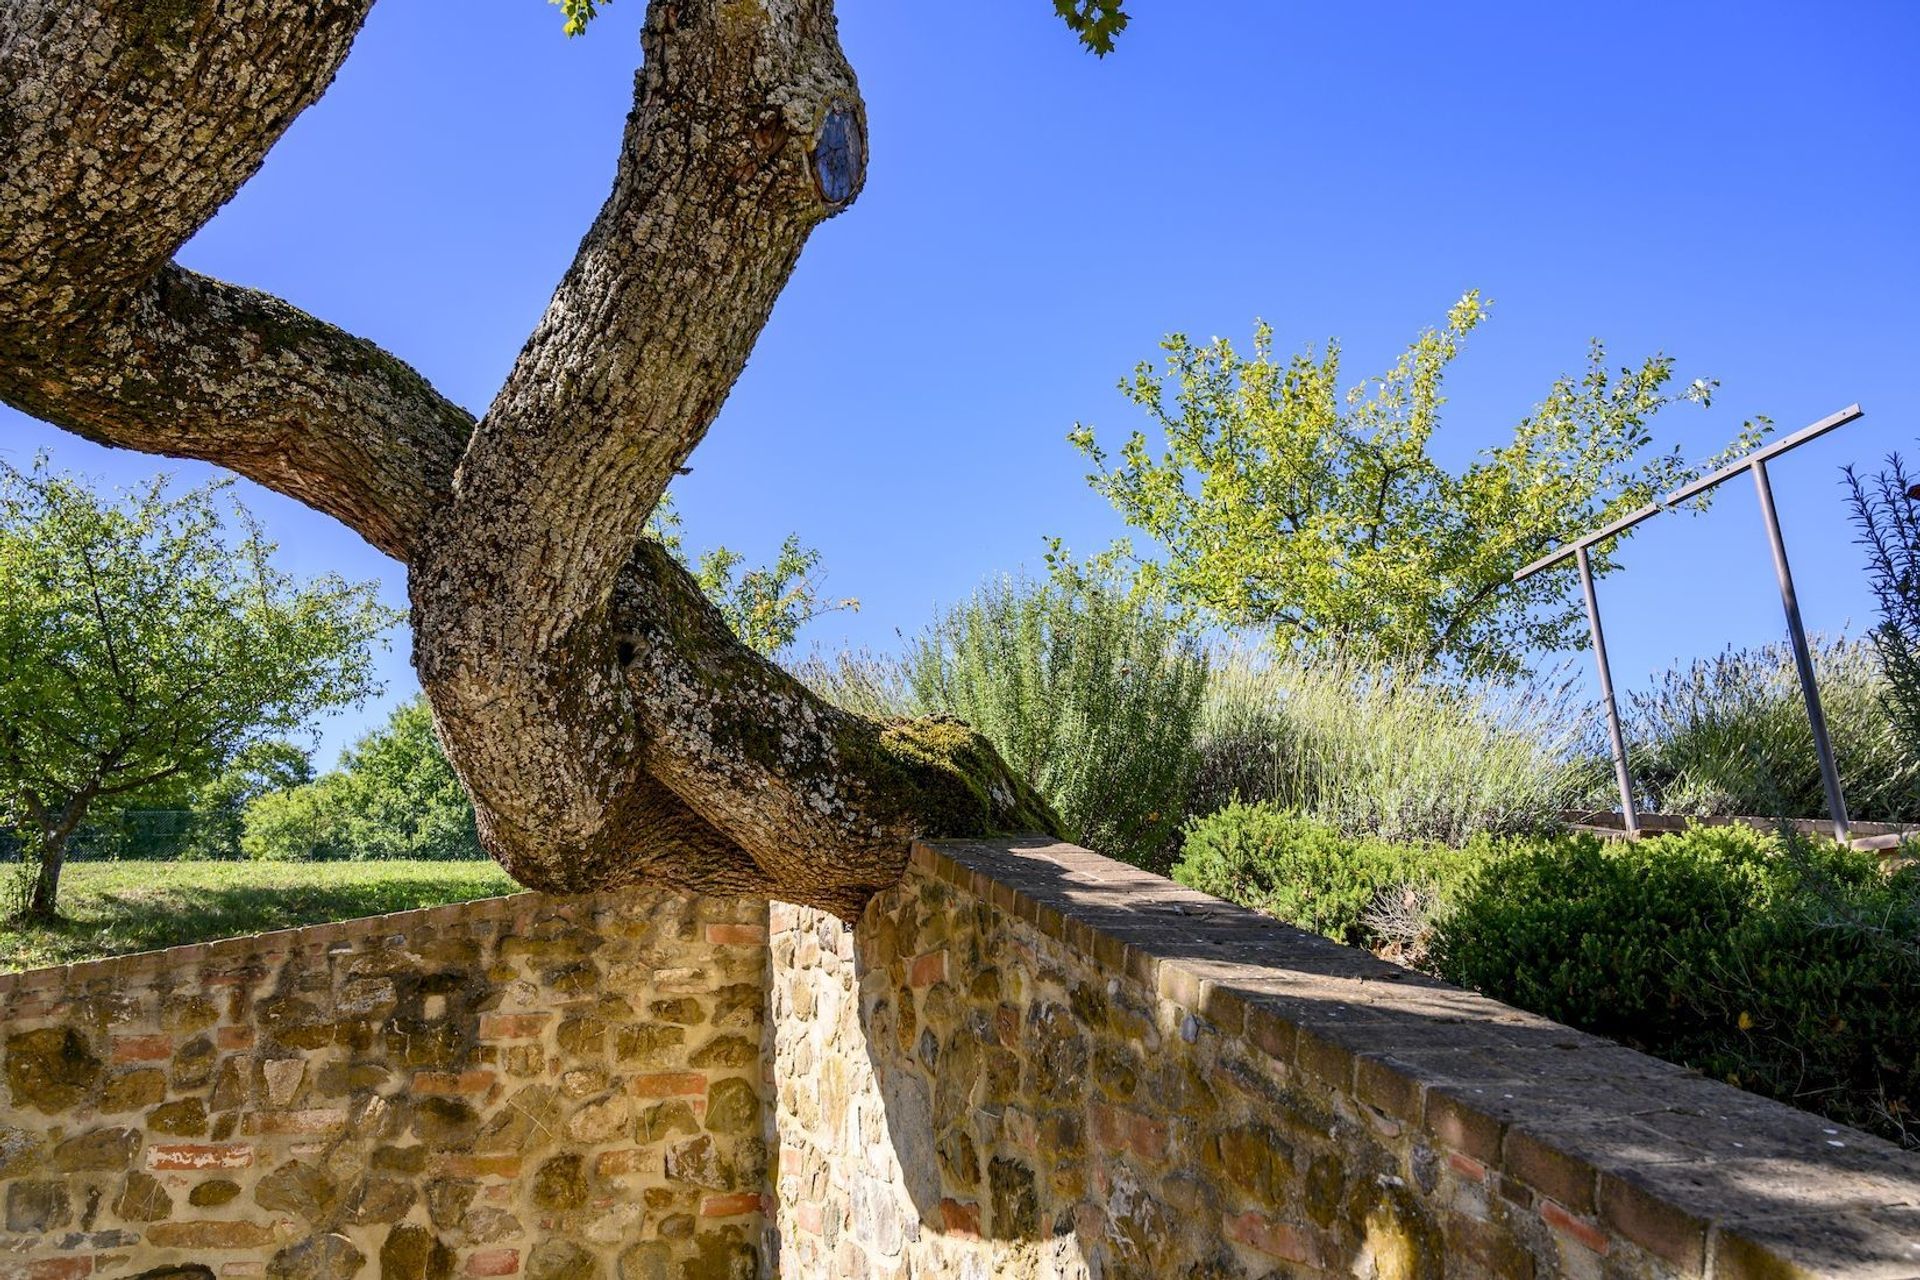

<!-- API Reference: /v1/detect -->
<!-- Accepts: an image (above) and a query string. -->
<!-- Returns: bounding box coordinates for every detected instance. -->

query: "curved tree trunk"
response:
[0,0,1055,918]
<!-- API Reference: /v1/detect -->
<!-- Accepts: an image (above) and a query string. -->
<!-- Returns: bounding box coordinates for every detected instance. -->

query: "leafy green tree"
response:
[162,740,316,861]
[646,493,856,658]
[243,697,481,862]
[1067,294,1767,676]
[0,460,395,918]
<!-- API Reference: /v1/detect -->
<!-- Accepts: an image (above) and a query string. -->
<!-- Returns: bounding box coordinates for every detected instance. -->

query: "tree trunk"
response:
[24,828,65,923]
[0,0,1056,919]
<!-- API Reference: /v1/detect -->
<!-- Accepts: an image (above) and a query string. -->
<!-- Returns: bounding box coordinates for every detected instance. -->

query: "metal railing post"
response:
[1576,544,1639,837]
[1751,457,1850,842]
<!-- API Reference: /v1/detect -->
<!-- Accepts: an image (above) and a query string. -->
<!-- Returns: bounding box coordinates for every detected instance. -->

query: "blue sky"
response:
[6,1,1917,767]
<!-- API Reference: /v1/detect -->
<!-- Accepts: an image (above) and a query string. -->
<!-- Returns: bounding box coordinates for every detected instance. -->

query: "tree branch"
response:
[2,266,472,561]
[1,0,377,324]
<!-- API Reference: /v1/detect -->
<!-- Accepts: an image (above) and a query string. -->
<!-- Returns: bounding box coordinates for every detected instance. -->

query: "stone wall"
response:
[768,838,1920,1280]
[8,839,1919,1280]
[0,889,773,1280]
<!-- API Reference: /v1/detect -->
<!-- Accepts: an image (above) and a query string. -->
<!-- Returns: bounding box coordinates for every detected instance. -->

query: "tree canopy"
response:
[0,459,394,916]
[1066,293,1768,676]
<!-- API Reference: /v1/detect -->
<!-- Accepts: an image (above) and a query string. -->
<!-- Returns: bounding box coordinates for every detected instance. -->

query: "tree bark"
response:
[1,0,1057,919]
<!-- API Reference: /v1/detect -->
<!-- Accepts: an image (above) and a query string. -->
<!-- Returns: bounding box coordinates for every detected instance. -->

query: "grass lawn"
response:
[0,860,523,973]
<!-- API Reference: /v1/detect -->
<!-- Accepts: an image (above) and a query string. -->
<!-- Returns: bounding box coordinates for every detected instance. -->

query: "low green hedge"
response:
[1175,803,1920,1147]
[1172,802,1485,948]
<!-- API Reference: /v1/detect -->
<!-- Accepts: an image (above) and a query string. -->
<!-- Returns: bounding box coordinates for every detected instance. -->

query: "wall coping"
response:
[915,836,1920,1280]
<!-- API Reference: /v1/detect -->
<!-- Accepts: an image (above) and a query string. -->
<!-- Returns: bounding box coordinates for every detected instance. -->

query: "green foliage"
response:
[551,0,1129,54]
[0,859,517,973]
[0,459,395,917]
[1067,295,1767,676]
[1174,804,1482,950]
[241,696,483,862]
[646,493,855,658]
[1051,0,1129,55]
[1847,453,1920,753]
[1618,637,1920,821]
[901,569,1208,870]
[1191,648,1586,845]
[550,0,602,37]
[75,740,318,862]
[1433,827,1920,1147]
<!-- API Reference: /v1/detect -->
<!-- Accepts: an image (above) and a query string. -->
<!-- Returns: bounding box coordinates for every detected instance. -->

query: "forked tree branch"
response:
[2,0,1056,916]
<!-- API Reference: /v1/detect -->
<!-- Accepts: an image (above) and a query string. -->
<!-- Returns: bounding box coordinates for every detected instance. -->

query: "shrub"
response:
[242,778,350,862]
[1433,826,1920,1147]
[1174,803,1485,951]
[1848,454,1920,756]
[1189,651,1585,845]
[242,698,482,861]
[1621,637,1920,821]
[903,572,1208,871]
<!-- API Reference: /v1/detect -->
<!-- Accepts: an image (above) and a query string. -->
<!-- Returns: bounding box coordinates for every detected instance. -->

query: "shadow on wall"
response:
[768,840,1920,1279]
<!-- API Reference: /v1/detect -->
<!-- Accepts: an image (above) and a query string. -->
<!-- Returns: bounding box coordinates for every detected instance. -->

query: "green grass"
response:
[0,860,522,973]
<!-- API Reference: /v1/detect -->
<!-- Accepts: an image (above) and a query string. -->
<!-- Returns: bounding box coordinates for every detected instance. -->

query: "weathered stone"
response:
[189,1179,242,1207]
[639,1099,700,1143]
[472,1085,560,1153]
[555,1016,606,1056]
[379,1222,452,1280]
[268,1232,367,1280]
[615,1240,670,1280]
[149,1096,210,1135]
[171,1035,218,1089]
[612,1024,684,1065]
[6,1179,70,1232]
[127,1268,215,1280]
[52,1125,140,1170]
[688,1035,756,1068]
[262,1057,307,1105]
[409,1096,479,1148]
[0,1124,46,1176]
[664,1135,729,1190]
[424,1178,476,1229]
[6,1026,101,1112]
[256,1159,341,1224]
[709,984,761,1029]
[681,1229,756,1280]
[648,998,704,1025]
[100,1067,168,1112]
[209,1056,248,1111]
[343,1175,416,1225]
[703,1078,760,1135]
[531,1153,589,1211]
[525,1240,596,1280]
[114,1170,173,1221]
[462,1207,521,1243]
[372,1145,428,1175]
[1206,1124,1293,1202]
[161,995,221,1034]
[989,1157,1038,1238]
[564,1093,629,1144]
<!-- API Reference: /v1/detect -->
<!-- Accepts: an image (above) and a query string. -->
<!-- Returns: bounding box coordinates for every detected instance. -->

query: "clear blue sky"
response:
[6,1,1917,767]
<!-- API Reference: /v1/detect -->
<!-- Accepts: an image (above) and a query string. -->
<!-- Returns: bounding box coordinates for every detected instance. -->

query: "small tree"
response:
[645,493,857,658]
[1067,294,1767,677]
[0,460,394,919]
[1847,453,1920,751]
